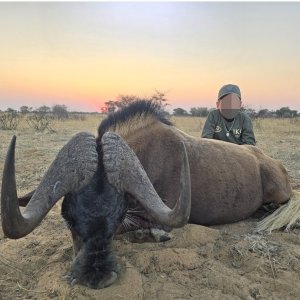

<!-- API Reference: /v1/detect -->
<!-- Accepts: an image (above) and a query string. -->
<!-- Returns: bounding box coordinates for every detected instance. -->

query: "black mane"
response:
[97,100,172,138]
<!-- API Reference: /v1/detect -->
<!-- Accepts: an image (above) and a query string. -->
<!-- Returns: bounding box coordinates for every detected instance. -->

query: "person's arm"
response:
[201,112,216,139]
[241,116,256,145]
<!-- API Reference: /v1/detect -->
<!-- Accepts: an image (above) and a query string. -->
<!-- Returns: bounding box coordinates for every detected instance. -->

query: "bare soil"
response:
[0,116,300,300]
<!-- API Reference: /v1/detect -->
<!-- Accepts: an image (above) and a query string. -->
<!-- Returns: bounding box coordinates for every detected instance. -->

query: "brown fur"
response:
[106,115,292,226]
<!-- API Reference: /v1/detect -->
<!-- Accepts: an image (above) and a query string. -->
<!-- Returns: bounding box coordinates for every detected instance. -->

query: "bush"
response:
[52,105,69,120]
[26,112,56,133]
[0,109,21,130]
[69,112,87,121]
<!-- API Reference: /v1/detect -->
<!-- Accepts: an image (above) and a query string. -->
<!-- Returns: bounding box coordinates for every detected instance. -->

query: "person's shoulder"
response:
[206,109,220,121]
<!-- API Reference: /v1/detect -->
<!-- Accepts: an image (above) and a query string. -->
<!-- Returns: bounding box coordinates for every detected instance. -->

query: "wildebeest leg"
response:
[150,228,172,242]
[18,189,35,206]
[117,228,172,243]
[116,212,172,243]
[116,197,173,243]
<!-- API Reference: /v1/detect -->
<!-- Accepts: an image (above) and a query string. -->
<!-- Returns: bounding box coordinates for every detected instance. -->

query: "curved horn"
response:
[1,132,98,239]
[101,132,191,228]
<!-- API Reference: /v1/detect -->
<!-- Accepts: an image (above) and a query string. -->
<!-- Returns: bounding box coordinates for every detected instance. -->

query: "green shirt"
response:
[201,109,256,145]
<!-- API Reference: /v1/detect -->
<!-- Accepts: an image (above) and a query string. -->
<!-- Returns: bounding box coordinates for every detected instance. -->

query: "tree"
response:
[103,100,117,113]
[100,106,108,114]
[173,108,188,116]
[149,90,169,109]
[190,107,209,117]
[0,108,20,130]
[35,105,51,114]
[52,104,69,120]
[6,108,17,113]
[240,105,257,119]
[102,90,170,114]
[20,106,32,114]
[115,95,139,109]
[276,107,298,118]
[256,109,271,118]
[115,90,169,110]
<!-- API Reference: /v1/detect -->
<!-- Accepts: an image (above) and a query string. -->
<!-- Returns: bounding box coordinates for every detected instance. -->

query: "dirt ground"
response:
[0,116,300,300]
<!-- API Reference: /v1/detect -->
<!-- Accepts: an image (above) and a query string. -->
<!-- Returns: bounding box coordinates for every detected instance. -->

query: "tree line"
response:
[1,94,299,129]
[0,104,87,131]
[173,106,299,118]
[101,92,299,119]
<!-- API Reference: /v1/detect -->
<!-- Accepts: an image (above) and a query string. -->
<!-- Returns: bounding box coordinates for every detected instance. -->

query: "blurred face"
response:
[216,93,242,119]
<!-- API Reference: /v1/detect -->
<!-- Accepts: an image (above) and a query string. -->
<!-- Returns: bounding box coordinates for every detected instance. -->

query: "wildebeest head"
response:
[1,131,191,239]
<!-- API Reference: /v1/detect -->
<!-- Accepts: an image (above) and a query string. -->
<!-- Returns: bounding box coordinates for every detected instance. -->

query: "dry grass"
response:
[170,116,204,136]
[252,118,300,189]
[0,115,105,194]
[1,115,300,299]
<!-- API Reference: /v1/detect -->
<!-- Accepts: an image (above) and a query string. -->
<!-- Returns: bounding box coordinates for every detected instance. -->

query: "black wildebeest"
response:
[1,100,292,288]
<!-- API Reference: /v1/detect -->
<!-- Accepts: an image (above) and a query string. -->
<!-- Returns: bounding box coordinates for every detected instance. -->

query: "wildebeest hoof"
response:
[150,228,172,242]
[65,272,78,286]
[117,228,172,243]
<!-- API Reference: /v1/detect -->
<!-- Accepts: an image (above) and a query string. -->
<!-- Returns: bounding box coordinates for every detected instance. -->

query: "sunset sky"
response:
[1,2,300,113]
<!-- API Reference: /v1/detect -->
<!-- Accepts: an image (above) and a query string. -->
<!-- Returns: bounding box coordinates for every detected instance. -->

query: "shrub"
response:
[26,112,56,133]
[0,109,21,130]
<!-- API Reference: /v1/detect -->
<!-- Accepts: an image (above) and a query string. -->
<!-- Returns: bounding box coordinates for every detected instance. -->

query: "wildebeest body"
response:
[102,118,291,229]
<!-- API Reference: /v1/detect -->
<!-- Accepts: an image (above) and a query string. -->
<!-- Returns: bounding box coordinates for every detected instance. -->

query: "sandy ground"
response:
[0,116,300,299]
